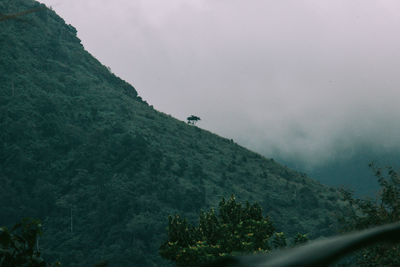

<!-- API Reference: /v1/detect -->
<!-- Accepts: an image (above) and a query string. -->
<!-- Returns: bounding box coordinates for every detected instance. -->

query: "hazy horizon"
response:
[38,0,400,169]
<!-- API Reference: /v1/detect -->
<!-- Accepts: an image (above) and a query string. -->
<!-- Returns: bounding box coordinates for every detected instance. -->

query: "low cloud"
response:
[40,0,400,168]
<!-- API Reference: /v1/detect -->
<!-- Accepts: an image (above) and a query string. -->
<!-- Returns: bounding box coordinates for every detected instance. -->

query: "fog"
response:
[39,0,400,169]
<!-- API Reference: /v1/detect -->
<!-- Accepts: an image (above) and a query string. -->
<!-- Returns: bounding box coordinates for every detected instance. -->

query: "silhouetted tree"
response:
[187,115,201,125]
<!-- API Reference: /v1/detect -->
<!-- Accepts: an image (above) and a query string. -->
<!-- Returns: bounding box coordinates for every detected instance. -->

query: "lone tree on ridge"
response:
[187,115,201,125]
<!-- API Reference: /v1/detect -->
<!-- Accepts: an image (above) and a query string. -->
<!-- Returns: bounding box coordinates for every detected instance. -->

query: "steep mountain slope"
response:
[0,1,344,266]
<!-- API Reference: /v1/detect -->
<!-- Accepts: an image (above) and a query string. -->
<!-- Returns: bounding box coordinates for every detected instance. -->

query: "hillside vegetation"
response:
[0,0,344,266]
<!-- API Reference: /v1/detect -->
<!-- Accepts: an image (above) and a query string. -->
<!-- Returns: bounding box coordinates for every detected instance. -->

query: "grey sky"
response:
[39,0,400,168]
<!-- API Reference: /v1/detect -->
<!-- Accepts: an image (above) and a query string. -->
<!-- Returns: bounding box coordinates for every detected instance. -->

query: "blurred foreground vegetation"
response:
[160,195,308,267]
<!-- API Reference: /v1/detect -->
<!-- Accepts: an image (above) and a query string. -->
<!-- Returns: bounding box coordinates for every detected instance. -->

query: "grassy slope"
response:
[0,1,344,266]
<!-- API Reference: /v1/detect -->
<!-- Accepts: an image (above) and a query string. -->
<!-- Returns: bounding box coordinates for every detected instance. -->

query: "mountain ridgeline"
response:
[0,0,344,266]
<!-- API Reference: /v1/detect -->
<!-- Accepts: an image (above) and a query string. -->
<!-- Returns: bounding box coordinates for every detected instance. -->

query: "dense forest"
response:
[0,0,345,266]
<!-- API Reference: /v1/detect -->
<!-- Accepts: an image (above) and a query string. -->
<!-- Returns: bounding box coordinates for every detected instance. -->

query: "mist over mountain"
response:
[276,148,399,197]
[36,0,400,197]
[253,140,400,196]
[0,1,344,266]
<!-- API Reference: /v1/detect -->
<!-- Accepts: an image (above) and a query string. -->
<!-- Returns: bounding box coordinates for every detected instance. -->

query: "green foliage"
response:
[0,0,343,266]
[339,163,400,266]
[272,232,287,249]
[0,218,56,267]
[293,233,309,246]
[160,196,277,266]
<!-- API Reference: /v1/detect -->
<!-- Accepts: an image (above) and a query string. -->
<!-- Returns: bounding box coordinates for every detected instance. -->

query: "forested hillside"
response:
[0,0,344,266]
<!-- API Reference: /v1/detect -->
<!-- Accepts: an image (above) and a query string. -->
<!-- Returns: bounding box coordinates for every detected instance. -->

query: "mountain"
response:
[0,1,344,266]
[279,147,400,197]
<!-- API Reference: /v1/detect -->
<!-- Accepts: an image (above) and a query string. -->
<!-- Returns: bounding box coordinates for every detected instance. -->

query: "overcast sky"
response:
[38,0,400,168]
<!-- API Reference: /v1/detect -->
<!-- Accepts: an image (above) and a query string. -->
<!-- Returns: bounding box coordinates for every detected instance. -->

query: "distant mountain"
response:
[279,147,400,197]
[0,1,344,266]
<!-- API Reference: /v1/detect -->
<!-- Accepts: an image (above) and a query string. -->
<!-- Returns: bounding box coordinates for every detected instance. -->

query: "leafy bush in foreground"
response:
[0,218,57,267]
[160,195,308,267]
